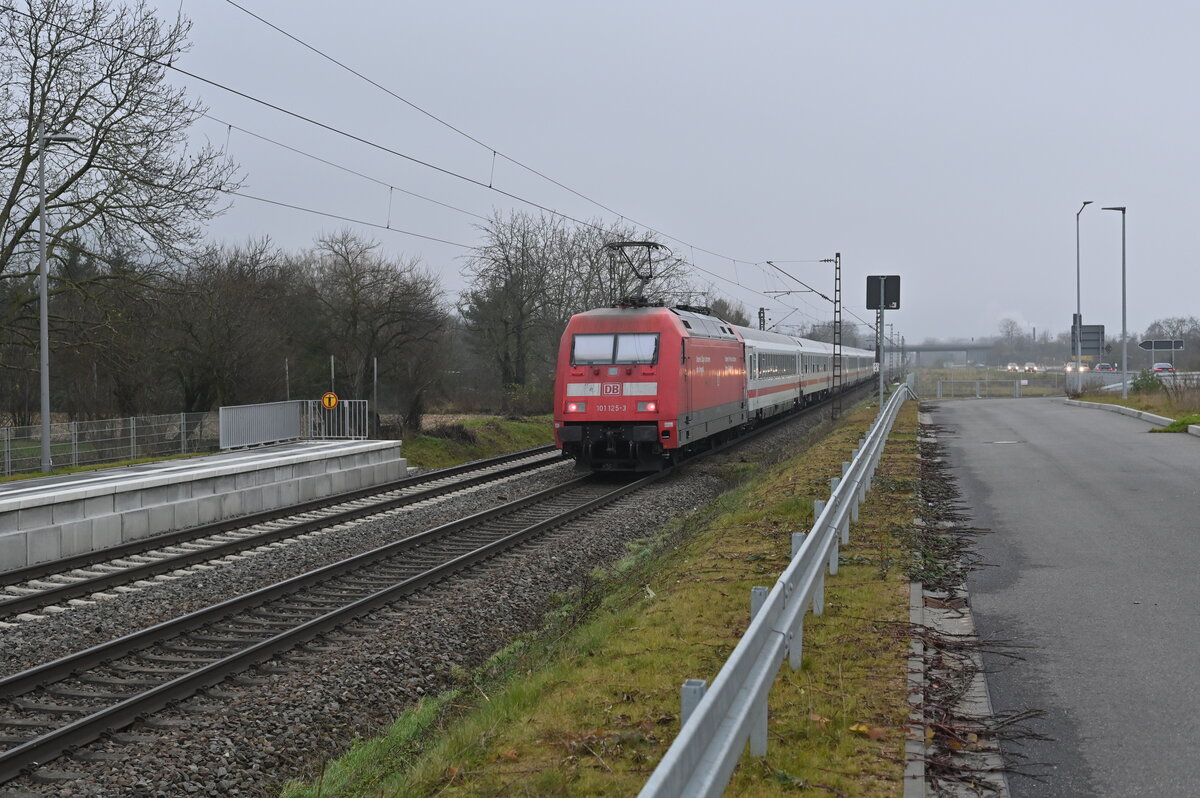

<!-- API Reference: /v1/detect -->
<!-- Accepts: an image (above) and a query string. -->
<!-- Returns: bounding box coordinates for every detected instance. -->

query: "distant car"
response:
[1024,362,1038,372]
[1063,362,1077,373]
[1152,362,1176,373]
[1094,363,1115,372]
[1006,362,1019,372]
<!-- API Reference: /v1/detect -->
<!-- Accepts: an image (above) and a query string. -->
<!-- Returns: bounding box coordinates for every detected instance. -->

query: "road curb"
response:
[913,410,1010,798]
[905,581,926,798]
[924,585,1010,797]
[1062,398,1177,428]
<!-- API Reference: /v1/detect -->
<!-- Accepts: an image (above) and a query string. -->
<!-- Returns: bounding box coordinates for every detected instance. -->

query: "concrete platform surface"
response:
[0,440,405,572]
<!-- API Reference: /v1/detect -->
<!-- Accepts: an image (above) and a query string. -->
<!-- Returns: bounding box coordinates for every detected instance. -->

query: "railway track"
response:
[0,470,662,784]
[0,446,559,619]
[0,390,877,787]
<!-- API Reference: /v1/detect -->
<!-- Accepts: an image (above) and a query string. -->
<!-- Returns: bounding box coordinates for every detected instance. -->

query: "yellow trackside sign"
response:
[321,392,339,409]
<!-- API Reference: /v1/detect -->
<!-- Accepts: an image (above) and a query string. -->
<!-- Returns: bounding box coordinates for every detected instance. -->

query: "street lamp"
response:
[37,124,81,473]
[1075,201,1092,392]
[1102,206,1128,399]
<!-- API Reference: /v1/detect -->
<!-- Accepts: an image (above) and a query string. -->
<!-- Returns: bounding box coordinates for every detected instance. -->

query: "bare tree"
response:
[707,296,751,326]
[0,0,240,317]
[460,211,690,411]
[1144,316,1199,369]
[161,239,306,411]
[52,242,166,416]
[304,230,446,414]
[1144,316,1199,341]
[459,212,560,403]
[564,223,689,310]
[997,318,1021,345]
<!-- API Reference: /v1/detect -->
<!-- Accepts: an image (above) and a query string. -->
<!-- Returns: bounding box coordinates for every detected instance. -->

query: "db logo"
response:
[601,383,622,395]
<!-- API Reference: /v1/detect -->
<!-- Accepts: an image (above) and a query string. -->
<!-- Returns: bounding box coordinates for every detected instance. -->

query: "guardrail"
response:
[638,381,917,798]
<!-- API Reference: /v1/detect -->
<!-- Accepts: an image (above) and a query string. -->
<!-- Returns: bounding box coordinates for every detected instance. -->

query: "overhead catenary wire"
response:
[3,2,863,332]
[198,116,823,321]
[228,191,474,248]
[0,3,610,236]
[217,0,731,263]
[217,0,851,286]
[203,117,822,323]
[200,113,492,223]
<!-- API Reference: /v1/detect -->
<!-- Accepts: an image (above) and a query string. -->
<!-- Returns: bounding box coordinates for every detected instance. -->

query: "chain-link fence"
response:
[1,412,219,477]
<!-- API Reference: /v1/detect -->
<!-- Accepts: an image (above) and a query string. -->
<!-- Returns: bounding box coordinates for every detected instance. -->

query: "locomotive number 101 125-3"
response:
[594,404,628,413]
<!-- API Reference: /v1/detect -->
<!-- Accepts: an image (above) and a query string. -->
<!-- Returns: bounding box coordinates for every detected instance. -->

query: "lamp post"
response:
[37,124,81,473]
[1102,206,1128,399]
[1075,201,1092,392]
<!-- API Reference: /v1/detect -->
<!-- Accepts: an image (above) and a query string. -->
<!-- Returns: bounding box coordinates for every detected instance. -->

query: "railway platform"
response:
[0,440,407,573]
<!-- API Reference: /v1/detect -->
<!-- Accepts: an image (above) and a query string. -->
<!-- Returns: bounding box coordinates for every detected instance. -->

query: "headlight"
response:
[565,402,586,413]
[637,401,658,412]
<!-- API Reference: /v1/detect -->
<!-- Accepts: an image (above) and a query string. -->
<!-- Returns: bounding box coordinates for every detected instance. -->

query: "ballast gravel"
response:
[0,406,842,796]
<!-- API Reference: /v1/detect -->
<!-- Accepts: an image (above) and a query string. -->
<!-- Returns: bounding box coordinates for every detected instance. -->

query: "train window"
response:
[573,333,660,365]
[572,334,616,364]
[615,333,659,364]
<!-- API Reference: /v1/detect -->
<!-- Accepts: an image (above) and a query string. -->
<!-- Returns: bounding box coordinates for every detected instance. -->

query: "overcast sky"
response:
[151,0,1197,345]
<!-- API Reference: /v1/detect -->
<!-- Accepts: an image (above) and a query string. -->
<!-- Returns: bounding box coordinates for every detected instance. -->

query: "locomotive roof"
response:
[733,324,810,348]
[569,306,738,340]
[571,305,875,358]
[669,307,739,340]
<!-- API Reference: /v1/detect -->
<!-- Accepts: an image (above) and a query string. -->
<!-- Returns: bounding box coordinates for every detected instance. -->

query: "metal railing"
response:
[639,382,916,798]
[219,400,370,449]
[0,398,374,474]
[935,379,1025,398]
[300,399,370,441]
[1,413,219,477]
[219,401,304,449]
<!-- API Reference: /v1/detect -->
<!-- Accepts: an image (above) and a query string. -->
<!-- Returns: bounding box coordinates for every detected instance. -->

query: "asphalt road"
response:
[932,398,1200,797]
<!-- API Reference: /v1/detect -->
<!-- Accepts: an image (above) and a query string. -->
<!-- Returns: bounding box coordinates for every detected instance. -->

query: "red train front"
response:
[553,305,747,470]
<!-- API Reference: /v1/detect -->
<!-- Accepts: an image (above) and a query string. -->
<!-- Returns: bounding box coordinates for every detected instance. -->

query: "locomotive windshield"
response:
[572,333,659,365]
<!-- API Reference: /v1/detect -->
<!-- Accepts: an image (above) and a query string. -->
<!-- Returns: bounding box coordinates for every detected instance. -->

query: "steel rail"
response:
[0,448,560,616]
[0,445,556,588]
[0,470,662,784]
[0,473,597,698]
[0,383,874,783]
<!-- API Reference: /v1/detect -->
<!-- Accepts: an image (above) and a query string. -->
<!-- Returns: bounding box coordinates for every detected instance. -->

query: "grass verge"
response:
[1074,388,1200,420]
[281,400,920,797]
[401,417,554,470]
[1150,413,1200,433]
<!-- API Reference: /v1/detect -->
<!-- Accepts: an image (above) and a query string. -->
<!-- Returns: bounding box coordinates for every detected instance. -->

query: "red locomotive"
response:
[553,304,875,470]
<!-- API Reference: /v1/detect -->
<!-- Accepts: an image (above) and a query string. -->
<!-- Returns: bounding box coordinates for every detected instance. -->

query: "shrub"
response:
[424,423,478,444]
[1131,369,1164,394]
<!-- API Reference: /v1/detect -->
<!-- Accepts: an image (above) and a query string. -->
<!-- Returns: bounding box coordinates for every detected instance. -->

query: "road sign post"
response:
[1137,339,1184,352]
[1071,323,1106,358]
[867,276,900,415]
[1139,339,1184,367]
